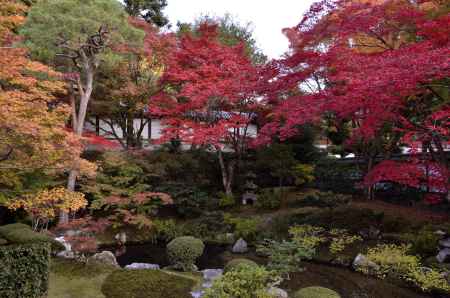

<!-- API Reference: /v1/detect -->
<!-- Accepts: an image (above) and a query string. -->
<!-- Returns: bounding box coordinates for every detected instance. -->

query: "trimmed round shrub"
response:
[167,236,204,271]
[294,287,341,298]
[224,258,258,273]
[0,223,64,253]
[101,269,194,298]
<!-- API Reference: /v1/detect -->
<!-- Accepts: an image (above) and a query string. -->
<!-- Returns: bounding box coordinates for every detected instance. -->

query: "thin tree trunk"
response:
[217,149,234,196]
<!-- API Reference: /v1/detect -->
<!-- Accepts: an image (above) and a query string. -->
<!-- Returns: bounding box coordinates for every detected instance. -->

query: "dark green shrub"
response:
[405,229,440,257]
[0,223,31,234]
[292,207,383,232]
[0,242,51,298]
[224,258,258,273]
[256,188,282,210]
[101,269,194,298]
[219,192,236,208]
[224,214,260,240]
[167,236,205,271]
[0,223,64,253]
[314,159,363,195]
[294,287,341,298]
[297,191,350,209]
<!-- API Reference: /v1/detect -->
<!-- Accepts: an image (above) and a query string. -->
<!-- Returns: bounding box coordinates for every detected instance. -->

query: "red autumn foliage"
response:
[150,23,261,149]
[55,216,110,255]
[259,0,449,194]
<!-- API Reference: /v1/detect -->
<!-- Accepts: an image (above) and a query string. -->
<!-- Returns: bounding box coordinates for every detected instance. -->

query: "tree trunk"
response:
[217,149,234,196]
[366,156,374,200]
[60,66,93,224]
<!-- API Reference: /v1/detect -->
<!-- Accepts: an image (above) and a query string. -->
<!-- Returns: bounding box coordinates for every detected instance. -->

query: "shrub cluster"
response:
[256,188,283,210]
[294,287,341,298]
[101,269,194,298]
[203,264,281,298]
[224,214,260,240]
[0,223,52,298]
[224,258,258,273]
[166,236,205,271]
[358,244,449,292]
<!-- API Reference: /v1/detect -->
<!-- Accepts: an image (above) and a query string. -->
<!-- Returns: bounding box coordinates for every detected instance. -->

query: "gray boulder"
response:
[88,251,119,267]
[439,238,450,248]
[114,232,127,244]
[353,254,379,274]
[437,248,450,263]
[267,287,288,298]
[202,269,223,281]
[56,250,75,259]
[359,226,380,240]
[125,263,160,270]
[232,238,248,254]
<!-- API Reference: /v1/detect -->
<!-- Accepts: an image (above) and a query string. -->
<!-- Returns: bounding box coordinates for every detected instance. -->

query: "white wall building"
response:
[84,117,258,151]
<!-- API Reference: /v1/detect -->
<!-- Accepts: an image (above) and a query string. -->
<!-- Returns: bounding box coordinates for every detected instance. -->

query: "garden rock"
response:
[54,236,71,252]
[268,287,288,298]
[352,254,379,273]
[232,238,248,253]
[125,263,160,270]
[114,232,127,244]
[435,230,447,238]
[436,248,450,263]
[439,238,450,248]
[190,269,223,298]
[202,269,223,282]
[88,251,119,267]
[56,250,75,259]
[358,226,380,240]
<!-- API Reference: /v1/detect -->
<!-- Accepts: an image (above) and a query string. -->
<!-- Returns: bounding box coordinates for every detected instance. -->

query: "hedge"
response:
[101,269,195,298]
[0,223,52,298]
[0,242,51,298]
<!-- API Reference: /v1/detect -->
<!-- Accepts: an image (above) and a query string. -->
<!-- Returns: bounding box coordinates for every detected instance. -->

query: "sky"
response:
[165,0,315,59]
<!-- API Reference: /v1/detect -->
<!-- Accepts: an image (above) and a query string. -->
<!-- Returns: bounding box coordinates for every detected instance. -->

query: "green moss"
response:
[49,258,116,298]
[101,269,195,298]
[224,258,258,273]
[294,287,341,298]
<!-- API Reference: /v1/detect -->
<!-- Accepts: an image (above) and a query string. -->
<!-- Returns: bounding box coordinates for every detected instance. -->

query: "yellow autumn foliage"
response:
[6,187,87,220]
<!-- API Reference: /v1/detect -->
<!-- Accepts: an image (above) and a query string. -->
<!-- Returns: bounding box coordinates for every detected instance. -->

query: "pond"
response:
[104,242,448,298]
[106,242,228,270]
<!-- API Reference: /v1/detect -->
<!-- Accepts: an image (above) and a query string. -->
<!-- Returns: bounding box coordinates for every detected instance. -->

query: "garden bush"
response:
[0,223,52,298]
[219,192,236,208]
[151,219,182,242]
[167,236,205,271]
[291,207,384,232]
[294,287,341,298]
[224,214,260,240]
[359,244,449,291]
[405,228,440,257]
[101,269,194,298]
[224,258,258,273]
[0,223,64,253]
[257,188,283,210]
[297,191,350,209]
[203,264,280,298]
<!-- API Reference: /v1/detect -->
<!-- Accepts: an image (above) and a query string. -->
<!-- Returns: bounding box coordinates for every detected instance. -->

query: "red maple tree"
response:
[260,0,449,197]
[150,23,261,195]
